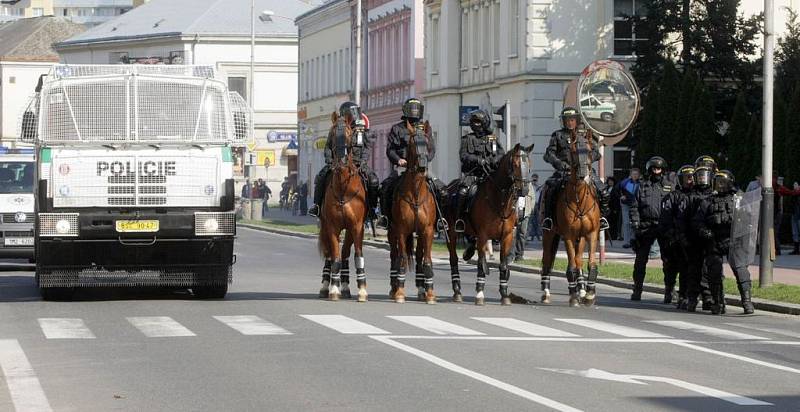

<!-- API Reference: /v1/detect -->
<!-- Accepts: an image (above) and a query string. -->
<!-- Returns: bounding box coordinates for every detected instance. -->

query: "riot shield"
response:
[729,190,761,267]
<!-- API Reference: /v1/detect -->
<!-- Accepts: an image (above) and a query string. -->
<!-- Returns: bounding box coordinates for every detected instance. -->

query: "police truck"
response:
[20,65,250,300]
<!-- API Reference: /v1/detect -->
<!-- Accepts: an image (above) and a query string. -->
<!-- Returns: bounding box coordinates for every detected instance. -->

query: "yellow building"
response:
[0,0,54,20]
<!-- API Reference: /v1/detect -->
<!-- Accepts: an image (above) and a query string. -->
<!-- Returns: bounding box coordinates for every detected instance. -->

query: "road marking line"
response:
[38,318,95,339]
[387,316,485,336]
[555,319,668,338]
[471,317,580,337]
[385,336,678,343]
[646,321,767,340]
[724,323,800,339]
[214,316,292,335]
[671,341,800,375]
[0,339,53,412]
[371,336,582,412]
[300,315,389,334]
[127,317,196,337]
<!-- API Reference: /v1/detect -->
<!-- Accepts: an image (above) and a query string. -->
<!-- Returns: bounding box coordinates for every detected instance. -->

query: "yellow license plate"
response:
[116,220,159,233]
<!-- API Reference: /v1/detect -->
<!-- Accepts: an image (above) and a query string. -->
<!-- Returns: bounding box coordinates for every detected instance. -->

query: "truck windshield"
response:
[0,162,34,194]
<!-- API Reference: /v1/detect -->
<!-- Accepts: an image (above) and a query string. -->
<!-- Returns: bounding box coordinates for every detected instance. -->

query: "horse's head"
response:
[568,128,593,182]
[329,111,355,168]
[502,143,535,193]
[406,120,431,173]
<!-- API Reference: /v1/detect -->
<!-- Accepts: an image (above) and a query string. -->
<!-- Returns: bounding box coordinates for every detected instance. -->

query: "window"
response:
[0,162,34,194]
[168,51,184,64]
[482,4,490,64]
[32,8,44,16]
[613,0,648,56]
[228,77,247,102]
[430,15,440,73]
[108,51,128,64]
[493,2,500,61]
[472,8,479,67]
[509,0,519,56]
[461,10,468,69]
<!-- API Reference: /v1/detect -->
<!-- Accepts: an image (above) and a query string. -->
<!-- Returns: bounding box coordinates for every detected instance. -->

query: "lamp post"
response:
[760,0,775,287]
[249,6,276,179]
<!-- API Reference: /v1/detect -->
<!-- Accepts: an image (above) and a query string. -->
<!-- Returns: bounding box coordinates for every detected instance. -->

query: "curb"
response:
[239,223,800,316]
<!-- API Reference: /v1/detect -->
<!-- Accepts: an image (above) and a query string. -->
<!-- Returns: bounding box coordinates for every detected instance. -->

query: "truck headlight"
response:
[55,219,72,234]
[14,212,27,223]
[203,218,219,233]
[195,212,234,236]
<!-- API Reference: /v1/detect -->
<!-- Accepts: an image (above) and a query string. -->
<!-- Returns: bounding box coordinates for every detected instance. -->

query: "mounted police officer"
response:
[694,170,755,315]
[453,110,506,261]
[629,156,671,301]
[308,101,379,220]
[379,98,445,227]
[658,165,695,308]
[541,107,610,232]
[685,155,717,311]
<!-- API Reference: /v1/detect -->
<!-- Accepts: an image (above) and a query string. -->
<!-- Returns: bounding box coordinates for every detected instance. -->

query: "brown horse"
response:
[444,143,534,305]
[540,132,601,307]
[388,121,436,304]
[318,112,368,302]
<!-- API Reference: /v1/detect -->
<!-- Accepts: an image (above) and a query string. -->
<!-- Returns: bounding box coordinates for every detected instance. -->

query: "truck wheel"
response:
[193,283,228,299]
[601,112,614,121]
[40,287,76,301]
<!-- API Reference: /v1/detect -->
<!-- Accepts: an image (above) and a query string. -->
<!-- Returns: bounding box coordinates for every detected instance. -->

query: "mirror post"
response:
[759,0,775,287]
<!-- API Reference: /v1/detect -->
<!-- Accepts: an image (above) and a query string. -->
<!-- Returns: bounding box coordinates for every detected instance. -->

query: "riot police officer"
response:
[379,98,444,226]
[685,155,717,311]
[454,109,505,261]
[694,170,755,315]
[309,102,379,219]
[541,107,610,232]
[629,156,672,301]
[658,165,694,308]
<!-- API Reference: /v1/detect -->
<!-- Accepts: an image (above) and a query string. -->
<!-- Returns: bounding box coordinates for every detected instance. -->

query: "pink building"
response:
[363,0,425,180]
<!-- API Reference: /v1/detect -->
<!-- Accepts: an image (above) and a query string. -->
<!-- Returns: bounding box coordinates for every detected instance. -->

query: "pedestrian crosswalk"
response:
[26,314,800,344]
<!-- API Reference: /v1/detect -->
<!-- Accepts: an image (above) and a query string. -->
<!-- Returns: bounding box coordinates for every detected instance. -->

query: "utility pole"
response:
[248,0,255,179]
[759,0,775,287]
[354,0,362,105]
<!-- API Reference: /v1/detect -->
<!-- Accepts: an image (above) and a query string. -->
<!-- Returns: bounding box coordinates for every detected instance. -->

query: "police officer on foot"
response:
[694,170,755,315]
[686,155,717,311]
[456,109,505,261]
[629,156,671,301]
[541,107,610,232]
[308,102,379,219]
[658,165,695,308]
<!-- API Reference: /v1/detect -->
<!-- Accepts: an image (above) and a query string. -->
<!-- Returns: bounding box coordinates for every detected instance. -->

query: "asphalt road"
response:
[0,227,799,411]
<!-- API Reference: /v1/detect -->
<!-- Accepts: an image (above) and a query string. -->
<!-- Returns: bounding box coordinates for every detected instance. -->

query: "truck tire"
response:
[192,283,228,299]
[601,112,614,122]
[40,287,76,301]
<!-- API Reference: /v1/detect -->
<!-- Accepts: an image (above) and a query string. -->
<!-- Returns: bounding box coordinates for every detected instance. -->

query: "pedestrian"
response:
[604,176,620,242]
[629,156,670,301]
[260,180,271,217]
[658,165,694,307]
[299,180,309,216]
[619,168,640,248]
[746,174,762,193]
[512,175,535,261]
[528,174,543,241]
[694,170,755,315]
[241,179,251,199]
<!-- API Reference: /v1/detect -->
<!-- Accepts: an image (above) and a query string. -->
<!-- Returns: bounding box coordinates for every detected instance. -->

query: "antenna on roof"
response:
[153,18,165,28]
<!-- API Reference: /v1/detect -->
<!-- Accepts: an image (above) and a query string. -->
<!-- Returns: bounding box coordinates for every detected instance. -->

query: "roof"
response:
[57,0,314,46]
[0,17,86,62]
[295,0,347,24]
[53,0,133,7]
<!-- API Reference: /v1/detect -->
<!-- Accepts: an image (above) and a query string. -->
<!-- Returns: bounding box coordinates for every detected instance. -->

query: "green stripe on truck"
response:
[40,148,51,163]
[222,147,232,162]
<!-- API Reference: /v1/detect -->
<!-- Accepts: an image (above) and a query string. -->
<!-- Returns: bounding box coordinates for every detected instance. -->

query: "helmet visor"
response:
[695,168,712,187]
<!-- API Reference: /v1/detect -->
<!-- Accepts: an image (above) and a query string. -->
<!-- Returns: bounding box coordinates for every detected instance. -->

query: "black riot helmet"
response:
[402,98,424,121]
[694,165,713,189]
[468,110,492,136]
[713,170,735,194]
[677,165,695,191]
[339,101,362,125]
[645,156,667,175]
[560,106,580,128]
[694,155,718,172]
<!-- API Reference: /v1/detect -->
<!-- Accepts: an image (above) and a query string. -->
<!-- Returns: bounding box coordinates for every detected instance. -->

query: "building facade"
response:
[55,0,312,197]
[1,0,132,26]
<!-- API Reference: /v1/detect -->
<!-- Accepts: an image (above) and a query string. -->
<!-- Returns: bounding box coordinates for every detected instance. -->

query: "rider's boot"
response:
[462,236,477,262]
[377,183,391,228]
[598,189,611,232]
[309,182,325,218]
[542,190,555,231]
[454,189,469,233]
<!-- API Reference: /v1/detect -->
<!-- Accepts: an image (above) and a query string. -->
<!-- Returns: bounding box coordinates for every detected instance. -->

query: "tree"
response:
[776,9,800,101]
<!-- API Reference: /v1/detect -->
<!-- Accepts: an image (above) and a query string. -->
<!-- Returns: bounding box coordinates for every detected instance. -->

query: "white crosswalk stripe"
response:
[0,339,53,412]
[214,316,292,335]
[472,317,580,337]
[300,315,389,334]
[38,318,96,339]
[388,316,485,336]
[646,321,768,340]
[724,323,800,339]
[127,317,196,337]
[556,318,669,338]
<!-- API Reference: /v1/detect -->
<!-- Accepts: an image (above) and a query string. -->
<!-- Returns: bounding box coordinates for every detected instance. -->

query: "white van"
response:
[0,149,35,260]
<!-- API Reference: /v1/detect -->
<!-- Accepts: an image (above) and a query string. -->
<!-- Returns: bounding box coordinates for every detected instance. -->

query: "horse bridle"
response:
[328,122,364,208]
[484,147,531,220]
[564,134,598,221]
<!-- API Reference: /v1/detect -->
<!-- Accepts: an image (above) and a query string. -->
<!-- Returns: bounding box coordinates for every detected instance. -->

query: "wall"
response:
[0,62,55,145]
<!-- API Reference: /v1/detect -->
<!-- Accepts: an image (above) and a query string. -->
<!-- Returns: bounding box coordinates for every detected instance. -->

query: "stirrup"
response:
[599,217,610,231]
[454,219,466,233]
[436,218,449,233]
[308,204,320,218]
[377,215,389,229]
[542,218,553,231]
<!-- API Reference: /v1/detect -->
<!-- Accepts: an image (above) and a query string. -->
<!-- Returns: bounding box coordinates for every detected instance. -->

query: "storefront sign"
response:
[267,131,297,143]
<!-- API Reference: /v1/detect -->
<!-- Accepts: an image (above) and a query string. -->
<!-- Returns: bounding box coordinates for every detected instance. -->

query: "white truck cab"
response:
[20,65,251,300]
[0,149,35,259]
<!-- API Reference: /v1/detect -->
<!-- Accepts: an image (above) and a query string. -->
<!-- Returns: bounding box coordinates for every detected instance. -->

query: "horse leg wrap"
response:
[423,263,435,286]
[355,255,366,283]
[322,259,332,282]
[566,268,578,293]
[577,269,586,291]
[340,260,350,285]
[330,261,342,286]
[476,258,488,292]
[541,269,551,292]
[588,265,599,290]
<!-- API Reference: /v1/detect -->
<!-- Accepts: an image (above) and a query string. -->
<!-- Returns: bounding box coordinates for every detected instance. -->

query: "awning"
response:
[282,147,298,157]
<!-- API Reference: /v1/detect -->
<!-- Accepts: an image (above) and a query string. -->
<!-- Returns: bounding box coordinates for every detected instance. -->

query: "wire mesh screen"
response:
[34,65,250,145]
[17,94,40,143]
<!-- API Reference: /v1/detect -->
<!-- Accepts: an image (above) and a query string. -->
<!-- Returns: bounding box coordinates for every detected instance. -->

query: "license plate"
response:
[4,237,33,246]
[116,220,159,233]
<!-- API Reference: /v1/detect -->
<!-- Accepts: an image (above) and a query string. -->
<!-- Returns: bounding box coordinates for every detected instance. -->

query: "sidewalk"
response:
[254,209,800,286]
